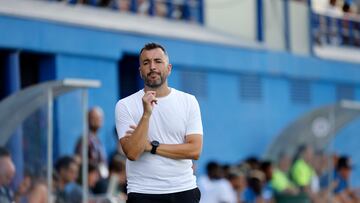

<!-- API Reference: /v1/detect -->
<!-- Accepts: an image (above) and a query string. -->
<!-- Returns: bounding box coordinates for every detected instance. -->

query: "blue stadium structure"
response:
[1,0,360,189]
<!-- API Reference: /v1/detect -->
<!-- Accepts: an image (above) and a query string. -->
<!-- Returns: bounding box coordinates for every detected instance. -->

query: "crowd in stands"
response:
[53,0,202,23]
[0,106,359,202]
[313,0,360,47]
[0,106,127,203]
[198,145,359,203]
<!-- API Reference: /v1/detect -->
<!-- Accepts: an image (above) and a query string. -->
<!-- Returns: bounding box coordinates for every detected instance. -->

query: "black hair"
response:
[139,42,168,56]
[55,156,76,173]
[0,147,10,158]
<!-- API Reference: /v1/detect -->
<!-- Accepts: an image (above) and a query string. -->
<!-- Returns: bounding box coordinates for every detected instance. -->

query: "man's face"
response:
[89,109,103,132]
[0,157,16,186]
[340,167,351,180]
[61,162,79,184]
[139,48,172,88]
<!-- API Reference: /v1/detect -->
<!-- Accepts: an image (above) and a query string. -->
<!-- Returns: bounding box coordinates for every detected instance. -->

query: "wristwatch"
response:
[150,140,160,154]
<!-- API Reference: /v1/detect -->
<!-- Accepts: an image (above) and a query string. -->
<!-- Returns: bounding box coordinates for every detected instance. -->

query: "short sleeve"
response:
[186,95,203,136]
[115,101,135,140]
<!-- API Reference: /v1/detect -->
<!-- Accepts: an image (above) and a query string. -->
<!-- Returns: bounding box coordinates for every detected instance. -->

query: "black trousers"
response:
[127,187,201,203]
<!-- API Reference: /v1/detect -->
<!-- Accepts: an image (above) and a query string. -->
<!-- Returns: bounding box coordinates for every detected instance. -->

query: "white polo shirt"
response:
[115,88,203,194]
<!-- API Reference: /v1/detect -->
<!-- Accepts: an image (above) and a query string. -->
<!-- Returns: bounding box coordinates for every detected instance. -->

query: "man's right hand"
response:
[142,91,157,116]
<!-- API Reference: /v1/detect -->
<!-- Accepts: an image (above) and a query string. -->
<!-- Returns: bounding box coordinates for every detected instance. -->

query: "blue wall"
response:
[1,13,360,180]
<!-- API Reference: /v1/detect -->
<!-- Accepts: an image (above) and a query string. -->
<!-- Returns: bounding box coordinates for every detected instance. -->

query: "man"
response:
[54,156,82,203]
[75,106,108,178]
[198,161,236,203]
[271,153,298,195]
[332,156,359,203]
[115,42,203,202]
[0,147,16,203]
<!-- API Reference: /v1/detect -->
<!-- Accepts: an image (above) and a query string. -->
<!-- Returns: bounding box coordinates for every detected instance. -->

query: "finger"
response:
[126,130,134,134]
[151,98,158,106]
[129,125,137,129]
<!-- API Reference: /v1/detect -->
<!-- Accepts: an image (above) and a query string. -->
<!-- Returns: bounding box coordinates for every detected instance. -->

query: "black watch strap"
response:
[150,141,159,154]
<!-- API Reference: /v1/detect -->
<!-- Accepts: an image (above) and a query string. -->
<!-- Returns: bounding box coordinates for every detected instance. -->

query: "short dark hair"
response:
[55,156,76,173]
[139,42,168,56]
[206,161,220,174]
[336,155,352,170]
[0,147,10,158]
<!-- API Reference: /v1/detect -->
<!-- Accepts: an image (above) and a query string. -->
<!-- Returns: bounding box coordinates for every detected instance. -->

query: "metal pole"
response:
[307,0,314,55]
[327,105,336,203]
[283,0,290,51]
[82,89,89,203]
[47,89,53,203]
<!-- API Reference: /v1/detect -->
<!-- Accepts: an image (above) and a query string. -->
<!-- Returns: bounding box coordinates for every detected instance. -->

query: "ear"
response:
[139,66,143,79]
[167,63,172,75]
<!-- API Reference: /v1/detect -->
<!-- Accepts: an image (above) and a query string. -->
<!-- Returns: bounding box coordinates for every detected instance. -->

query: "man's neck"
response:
[144,84,171,98]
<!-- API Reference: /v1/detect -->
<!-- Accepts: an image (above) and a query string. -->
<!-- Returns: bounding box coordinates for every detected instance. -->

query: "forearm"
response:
[146,135,202,160]
[121,114,150,161]
[156,143,201,160]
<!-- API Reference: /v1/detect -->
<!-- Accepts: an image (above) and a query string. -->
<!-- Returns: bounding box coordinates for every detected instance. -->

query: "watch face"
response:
[151,141,159,147]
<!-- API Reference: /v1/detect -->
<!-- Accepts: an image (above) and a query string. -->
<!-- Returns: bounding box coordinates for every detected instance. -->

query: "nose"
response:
[149,61,156,71]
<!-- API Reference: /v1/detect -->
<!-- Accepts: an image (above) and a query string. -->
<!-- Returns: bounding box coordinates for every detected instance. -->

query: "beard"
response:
[143,71,166,88]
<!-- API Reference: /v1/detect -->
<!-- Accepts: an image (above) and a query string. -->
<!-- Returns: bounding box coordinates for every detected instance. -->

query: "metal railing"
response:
[56,0,204,24]
[311,11,360,47]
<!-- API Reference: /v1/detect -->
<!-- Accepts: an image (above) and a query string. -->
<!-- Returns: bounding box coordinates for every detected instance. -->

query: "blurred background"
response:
[1,0,360,202]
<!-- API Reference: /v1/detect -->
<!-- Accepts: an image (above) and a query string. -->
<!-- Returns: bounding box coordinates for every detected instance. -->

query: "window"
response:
[239,74,262,101]
[180,70,208,98]
[337,84,355,101]
[290,79,311,104]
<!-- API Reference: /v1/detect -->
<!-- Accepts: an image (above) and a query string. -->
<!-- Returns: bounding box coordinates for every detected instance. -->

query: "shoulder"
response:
[171,88,198,103]
[115,90,143,110]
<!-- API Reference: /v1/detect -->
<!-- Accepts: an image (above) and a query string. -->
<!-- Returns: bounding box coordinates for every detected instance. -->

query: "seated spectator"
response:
[260,161,274,202]
[198,161,237,203]
[226,168,247,203]
[137,0,150,15]
[243,170,267,203]
[290,145,316,191]
[77,162,100,195]
[117,0,131,12]
[245,156,261,170]
[155,0,168,17]
[325,0,343,16]
[0,147,16,203]
[93,153,126,198]
[54,156,82,203]
[271,153,298,195]
[16,168,48,203]
[321,155,359,203]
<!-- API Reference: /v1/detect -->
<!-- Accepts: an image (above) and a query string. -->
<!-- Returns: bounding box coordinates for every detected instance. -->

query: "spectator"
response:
[137,0,150,15]
[75,106,108,178]
[243,170,267,203]
[155,0,168,17]
[77,162,100,195]
[260,161,274,202]
[290,145,316,190]
[16,168,48,203]
[227,168,247,203]
[0,147,16,203]
[245,156,261,170]
[118,0,131,11]
[54,156,82,203]
[198,161,237,203]
[325,0,343,16]
[271,153,298,195]
[93,153,127,198]
[332,156,358,202]
[341,1,358,45]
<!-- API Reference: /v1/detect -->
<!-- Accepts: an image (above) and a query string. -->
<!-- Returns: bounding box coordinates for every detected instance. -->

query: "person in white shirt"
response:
[198,161,237,203]
[115,42,203,203]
